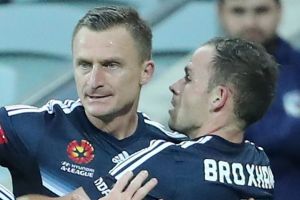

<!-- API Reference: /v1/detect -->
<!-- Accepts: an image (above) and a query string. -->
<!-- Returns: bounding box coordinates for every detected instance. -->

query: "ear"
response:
[140,60,155,85]
[209,85,229,112]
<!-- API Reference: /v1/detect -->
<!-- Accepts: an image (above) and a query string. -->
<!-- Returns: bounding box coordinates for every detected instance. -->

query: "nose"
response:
[243,13,257,28]
[88,65,105,89]
[169,79,182,95]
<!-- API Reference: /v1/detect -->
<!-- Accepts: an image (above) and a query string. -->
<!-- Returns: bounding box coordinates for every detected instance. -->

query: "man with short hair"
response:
[100,37,277,200]
[0,5,183,200]
[218,0,300,199]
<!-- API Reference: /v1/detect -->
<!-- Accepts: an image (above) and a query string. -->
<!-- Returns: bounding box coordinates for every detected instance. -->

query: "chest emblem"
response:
[283,90,300,118]
[0,125,8,144]
[67,140,94,164]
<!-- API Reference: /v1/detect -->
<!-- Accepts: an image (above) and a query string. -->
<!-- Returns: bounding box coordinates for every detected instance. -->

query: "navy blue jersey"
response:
[246,37,300,199]
[0,184,14,200]
[103,135,274,200]
[0,99,185,199]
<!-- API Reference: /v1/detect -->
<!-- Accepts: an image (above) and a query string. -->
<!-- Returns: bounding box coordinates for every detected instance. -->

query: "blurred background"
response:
[0,0,299,192]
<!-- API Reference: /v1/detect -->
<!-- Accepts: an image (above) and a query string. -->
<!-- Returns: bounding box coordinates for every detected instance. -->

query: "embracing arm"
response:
[16,171,157,200]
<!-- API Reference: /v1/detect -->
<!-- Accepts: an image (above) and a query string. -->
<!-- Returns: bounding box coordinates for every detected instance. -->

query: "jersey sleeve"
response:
[0,105,45,167]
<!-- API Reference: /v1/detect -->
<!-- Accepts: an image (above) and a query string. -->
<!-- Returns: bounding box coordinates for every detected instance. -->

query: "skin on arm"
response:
[16,188,90,200]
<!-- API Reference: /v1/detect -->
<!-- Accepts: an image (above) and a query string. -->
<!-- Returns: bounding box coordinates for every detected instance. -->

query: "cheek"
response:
[116,72,141,95]
[74,74,84,91]
[259,15,279,33]
[180,90,199,112]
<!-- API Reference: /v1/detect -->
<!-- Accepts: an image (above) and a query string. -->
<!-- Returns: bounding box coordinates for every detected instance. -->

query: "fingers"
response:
[100,170,158,200]
[125,170,150,198]
[132,177,158,200]
[111,171,134,192]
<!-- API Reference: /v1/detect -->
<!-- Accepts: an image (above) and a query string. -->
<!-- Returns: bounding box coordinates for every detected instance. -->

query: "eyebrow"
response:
[75,57,123,64]
[99,57,123,65]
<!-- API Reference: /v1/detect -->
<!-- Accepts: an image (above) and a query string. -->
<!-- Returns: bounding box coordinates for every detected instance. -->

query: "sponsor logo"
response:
[60,161,95,178]
[112,151,129,164]
[0,125,8,144]
[67,140,94,164]
[94,177,111,196]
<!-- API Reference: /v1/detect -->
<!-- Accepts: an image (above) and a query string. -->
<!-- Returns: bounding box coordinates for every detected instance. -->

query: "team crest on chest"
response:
[67,139,94,164]
[0,125,8,144]
[60,139,95,178]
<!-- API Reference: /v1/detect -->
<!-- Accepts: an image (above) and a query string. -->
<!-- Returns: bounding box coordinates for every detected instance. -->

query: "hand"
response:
[99,170,158,200]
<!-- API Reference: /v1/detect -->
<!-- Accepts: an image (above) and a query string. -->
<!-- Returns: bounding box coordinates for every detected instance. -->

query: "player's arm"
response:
[16,171,157,200]
[17,188,90,200]
[100,170,158,200]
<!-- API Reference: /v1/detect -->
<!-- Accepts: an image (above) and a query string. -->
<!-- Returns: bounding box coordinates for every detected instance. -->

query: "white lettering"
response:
[204,159,218,181]
[268,167,275,189]
[94,177,111,196]
[246,164,257,187]
[232,163,245,185]
[255,166,264,188]
[218,161,232,184]
[203,159,274,189]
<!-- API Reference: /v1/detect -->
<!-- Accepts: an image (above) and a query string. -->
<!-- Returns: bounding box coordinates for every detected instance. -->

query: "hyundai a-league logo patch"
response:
[0,125,8,144]
[67,139,94,164]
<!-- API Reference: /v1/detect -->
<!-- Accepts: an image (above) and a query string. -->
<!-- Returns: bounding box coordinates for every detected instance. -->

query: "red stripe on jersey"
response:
[0,125,8,144]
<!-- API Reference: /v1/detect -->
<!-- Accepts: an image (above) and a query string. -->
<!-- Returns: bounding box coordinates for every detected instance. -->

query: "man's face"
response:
[73,26,151,120]
[219,0,281,44]
[168,45,214,138]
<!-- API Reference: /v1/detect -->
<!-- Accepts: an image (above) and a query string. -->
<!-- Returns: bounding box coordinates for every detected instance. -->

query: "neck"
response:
[86,111,139,140]
[190,114,244,144]
[263,35,279,55]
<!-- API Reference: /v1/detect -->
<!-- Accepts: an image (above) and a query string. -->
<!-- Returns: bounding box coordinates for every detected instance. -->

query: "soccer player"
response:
[99,37,278,199]
[0,6,184,199]
[218,1,300,199]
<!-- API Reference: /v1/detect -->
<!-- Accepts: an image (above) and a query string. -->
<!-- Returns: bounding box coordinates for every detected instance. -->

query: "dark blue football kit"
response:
[0,99,185,199]
[102,135,274,200]
[246,36,300,199]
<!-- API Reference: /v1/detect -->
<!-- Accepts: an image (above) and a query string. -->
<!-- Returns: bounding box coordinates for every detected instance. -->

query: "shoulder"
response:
[139,112,187,141]
[0,99,83,136]
[243,140,270,163]
[276,37,300,65]
[109,139,176,179]
[1,99,82,117]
